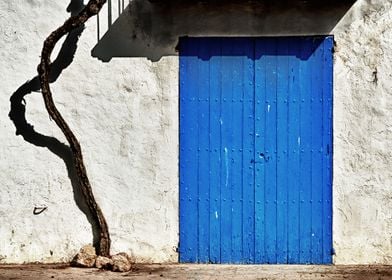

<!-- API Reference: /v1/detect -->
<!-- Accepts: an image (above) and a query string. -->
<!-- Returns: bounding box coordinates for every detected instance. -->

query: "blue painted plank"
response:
[179,40,188,263]
[287,38,301,264]
[208,38,222,264]
[264,38,278,264]
[179,38,199,262]
[197,38,210,263]
[220,40,234,263]
[229,39,248,263]
[254,38,267,263]
[242,39,255,264]
[310,38,324,264]
[299,38,313,264]
[276,38,289,264]
[322,36,334,264]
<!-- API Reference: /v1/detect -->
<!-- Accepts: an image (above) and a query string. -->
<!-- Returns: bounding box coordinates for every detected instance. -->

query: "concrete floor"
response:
[0,264,392,280]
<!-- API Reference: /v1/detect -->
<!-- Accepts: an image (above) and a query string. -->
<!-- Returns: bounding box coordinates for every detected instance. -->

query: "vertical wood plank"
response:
[230,38,246,263]
[179,39,188,263]
[254,38,267,264]
[264,38,278,264]
[310,38,324,264]
[179,38,199,262]
[197,38,210,263]
[287,38,301,264]
[299,38,313,264]
[209,38,222,263]
[322,36,334,264]
[220,40,234,263]
[276,38,289,264]
[242,39,255,264]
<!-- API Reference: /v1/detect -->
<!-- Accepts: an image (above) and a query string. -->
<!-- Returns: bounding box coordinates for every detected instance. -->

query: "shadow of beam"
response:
[9,0,100,250]
[92,0,356,62]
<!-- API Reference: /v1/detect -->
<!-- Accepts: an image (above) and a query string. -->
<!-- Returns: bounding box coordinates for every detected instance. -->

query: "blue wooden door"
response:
[179,37,333,264]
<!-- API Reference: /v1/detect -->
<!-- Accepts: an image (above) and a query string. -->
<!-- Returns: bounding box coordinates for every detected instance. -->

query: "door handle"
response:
[251,153,270,163]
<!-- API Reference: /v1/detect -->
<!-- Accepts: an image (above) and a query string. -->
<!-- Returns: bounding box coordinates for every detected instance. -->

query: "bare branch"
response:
[37,0,110,257]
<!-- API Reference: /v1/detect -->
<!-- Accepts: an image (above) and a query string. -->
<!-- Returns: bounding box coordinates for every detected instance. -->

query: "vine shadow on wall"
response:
[8,0,100,249]
[92,0,357,62]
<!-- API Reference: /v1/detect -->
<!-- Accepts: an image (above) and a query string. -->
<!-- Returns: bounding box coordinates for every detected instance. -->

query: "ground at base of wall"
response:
[0,264,391,280]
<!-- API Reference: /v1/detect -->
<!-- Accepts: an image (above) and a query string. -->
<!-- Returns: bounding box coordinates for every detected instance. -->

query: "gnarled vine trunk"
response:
[37,0,110,257]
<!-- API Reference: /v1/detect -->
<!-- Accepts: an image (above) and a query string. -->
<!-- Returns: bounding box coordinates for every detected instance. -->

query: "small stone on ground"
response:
[70,245,96,268]
[95,256,113,270]
[111,253,132,272]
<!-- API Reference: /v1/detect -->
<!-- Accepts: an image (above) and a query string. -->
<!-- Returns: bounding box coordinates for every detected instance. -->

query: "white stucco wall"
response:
[332,0,392,264]
[0,0,391,264]
[0,0,179,263]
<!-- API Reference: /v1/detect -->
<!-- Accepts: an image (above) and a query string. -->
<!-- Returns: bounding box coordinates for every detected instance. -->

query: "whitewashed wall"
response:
[333,0,392,264]
[0,0,391,264]
[0,0,179,263]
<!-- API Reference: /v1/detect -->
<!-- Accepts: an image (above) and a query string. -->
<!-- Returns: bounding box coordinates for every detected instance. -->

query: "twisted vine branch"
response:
[37,0,110,256]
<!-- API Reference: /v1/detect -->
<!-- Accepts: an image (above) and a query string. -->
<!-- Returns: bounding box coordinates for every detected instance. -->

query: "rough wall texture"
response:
[0,0,391,264]
[332,0,392,264]
[0,0,178,263]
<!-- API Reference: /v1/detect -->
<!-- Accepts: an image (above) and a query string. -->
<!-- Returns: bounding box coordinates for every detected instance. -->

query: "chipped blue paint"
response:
[224,147,229,188]
[179,36,333,264]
